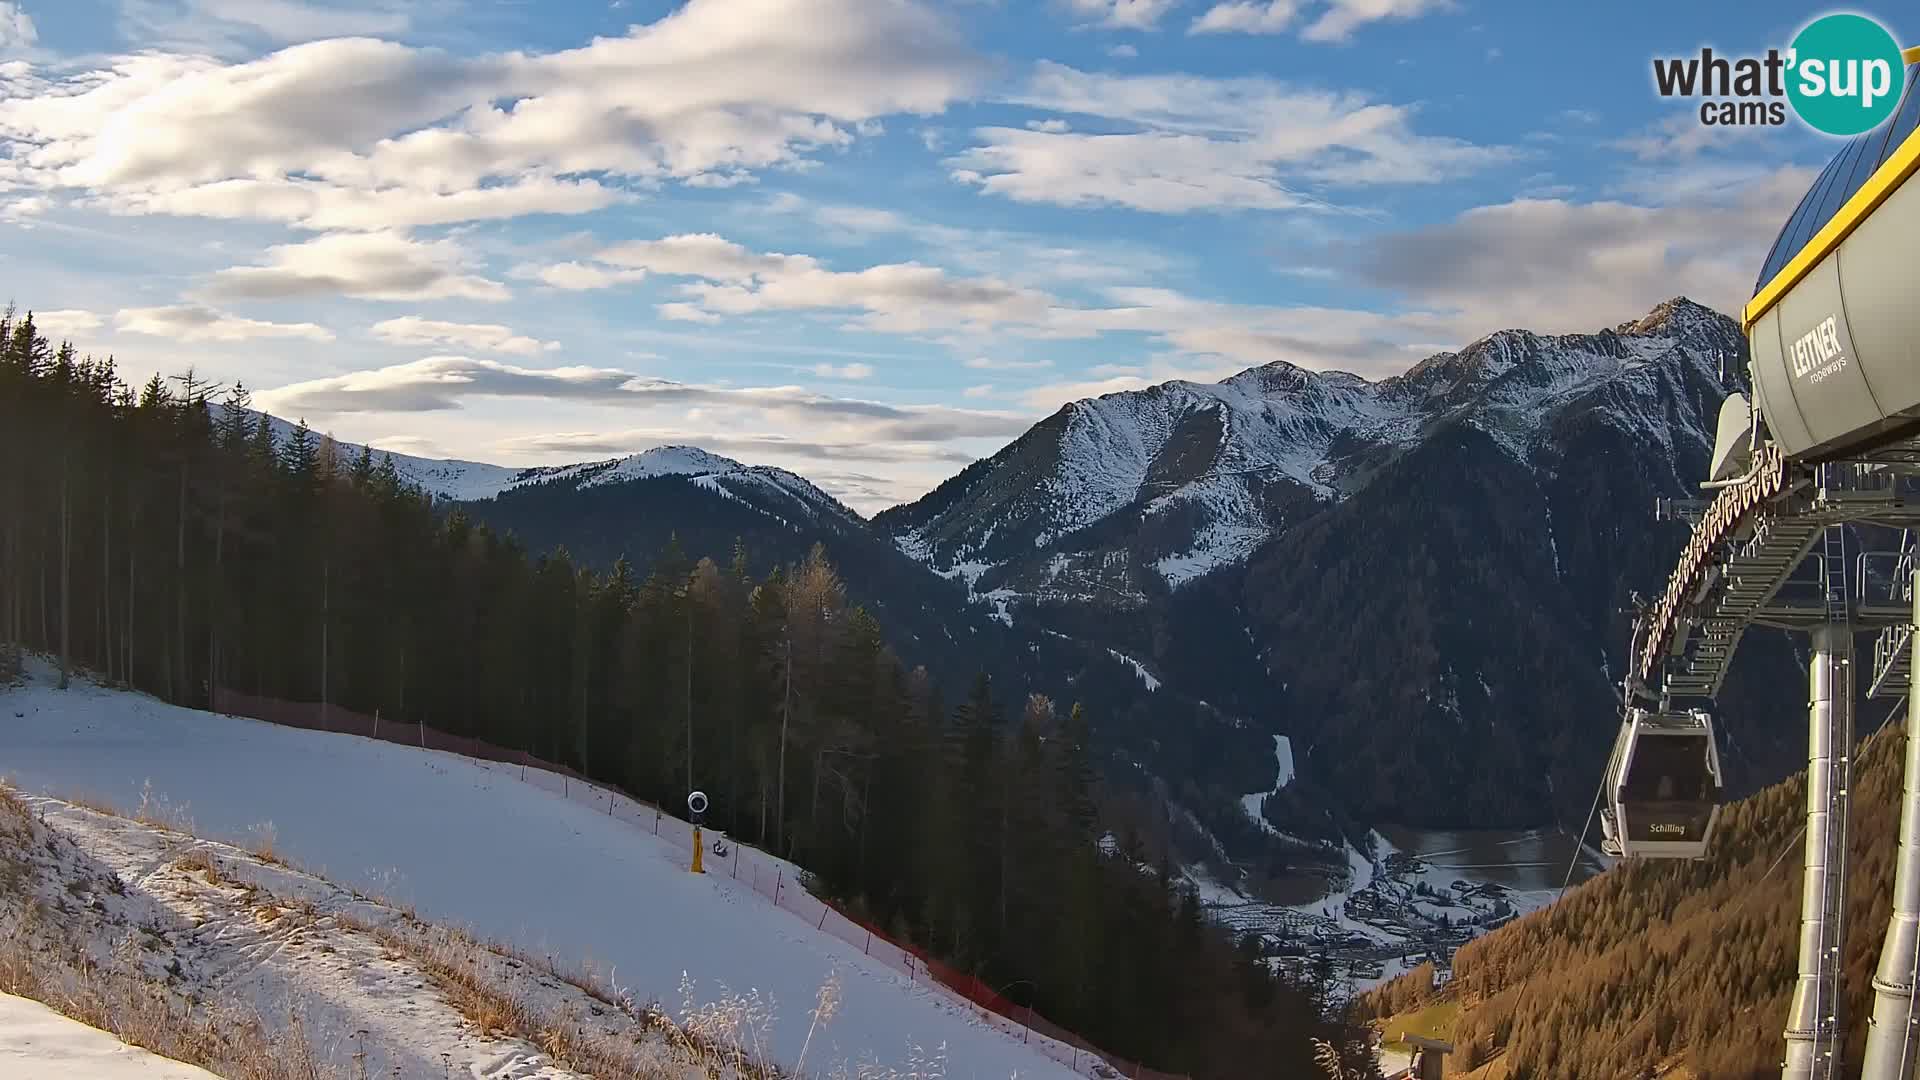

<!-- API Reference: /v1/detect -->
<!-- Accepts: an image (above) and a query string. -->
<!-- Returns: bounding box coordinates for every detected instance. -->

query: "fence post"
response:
[653,809,660,835]
[817,907,828,931]
[775,868,782,905]
[864,930,871,955]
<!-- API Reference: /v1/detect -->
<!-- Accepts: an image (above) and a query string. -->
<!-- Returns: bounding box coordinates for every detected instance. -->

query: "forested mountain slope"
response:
[1358,706,1906,1080]
[882,298,1807,830]
[0,306,1368,1080]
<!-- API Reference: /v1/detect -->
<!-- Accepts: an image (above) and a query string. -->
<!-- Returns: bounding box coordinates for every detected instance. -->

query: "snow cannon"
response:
[688,790,709,874]
[1745,60,1920,462]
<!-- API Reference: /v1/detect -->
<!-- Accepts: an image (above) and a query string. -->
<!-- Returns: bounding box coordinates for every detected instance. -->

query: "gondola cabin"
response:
[1599,708,1724,859]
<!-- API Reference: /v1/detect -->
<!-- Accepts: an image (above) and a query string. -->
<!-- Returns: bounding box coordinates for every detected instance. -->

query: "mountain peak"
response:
[1615,296,1733,338]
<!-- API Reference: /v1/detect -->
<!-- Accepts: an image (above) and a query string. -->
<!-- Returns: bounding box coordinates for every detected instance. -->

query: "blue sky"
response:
[0,0,1901,511]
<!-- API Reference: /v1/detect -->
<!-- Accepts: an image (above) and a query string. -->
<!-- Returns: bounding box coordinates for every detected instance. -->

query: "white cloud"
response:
[950,63,1508,212]
[1347,166,1813,336]
[1061,0,1182,30]
[203,232,510,303]
[113,175,628,232]
[528,232,1059,335]
[253,356,1032,445]
[0,0,984,228]
[1303,0,1452,42]
[1026,118,1072,133]
[255,356,635,414]
[964,355,1053,370]
[598,233,802,282]
[371,316,558,356]
[520,261,650,291]
[1614,112,1768,161]
[1189,0,1446,39]
[1107,43,1140,58]
[25,309,103,340]
[0,2,34,50]
[115,303,334,342]
[811,362,876,379]
[963,383,996,398]
[762,193,1181,289]
[1190,1,1300,35]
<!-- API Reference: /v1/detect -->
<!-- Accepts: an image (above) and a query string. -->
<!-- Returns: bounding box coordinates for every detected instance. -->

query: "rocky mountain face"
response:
[880,298,1806,830]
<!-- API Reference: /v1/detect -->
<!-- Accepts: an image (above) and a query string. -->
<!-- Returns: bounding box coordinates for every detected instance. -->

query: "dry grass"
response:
[172,847,228,886]
[246,822,283,866]
[64,792,124,818]
[334,910,873,1079]
[0,855,337,1080]
[0,782,30,825]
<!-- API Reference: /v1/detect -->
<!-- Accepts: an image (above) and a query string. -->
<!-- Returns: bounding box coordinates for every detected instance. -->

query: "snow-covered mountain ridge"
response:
[238,408,857,531]
[873,297,1741,605]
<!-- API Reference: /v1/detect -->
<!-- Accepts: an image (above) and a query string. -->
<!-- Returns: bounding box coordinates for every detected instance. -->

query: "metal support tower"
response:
[1862,560,1920,1080]
[1784,525,1856,1080]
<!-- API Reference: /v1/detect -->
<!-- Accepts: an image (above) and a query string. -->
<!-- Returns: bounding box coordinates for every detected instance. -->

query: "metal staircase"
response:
[1872,530,1917,699]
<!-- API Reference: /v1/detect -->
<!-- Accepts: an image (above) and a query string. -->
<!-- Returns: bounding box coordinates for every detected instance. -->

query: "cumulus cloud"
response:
[1190,0,1446,39]
[1189,1,1300,34]
[521,262,650,291]
[25,309,103,340]
[1061,0,1182,30]
[963,384,996,398]
[0,0,985,228]
[115,304,334,342]
[949,63,1508,212]
[370,316,558,356]
[1303,0,1452,42]
[203,232,510,303]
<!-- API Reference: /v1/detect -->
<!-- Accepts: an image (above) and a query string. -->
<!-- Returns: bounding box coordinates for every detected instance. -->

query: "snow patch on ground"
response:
[1155,521,1271,588]
[1105,649,1161,691]
[0,992,223,1080]
[1238,736,1295,836]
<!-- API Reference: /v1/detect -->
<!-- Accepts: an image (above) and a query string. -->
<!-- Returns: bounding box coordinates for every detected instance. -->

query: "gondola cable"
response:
[1559,771,1609,896]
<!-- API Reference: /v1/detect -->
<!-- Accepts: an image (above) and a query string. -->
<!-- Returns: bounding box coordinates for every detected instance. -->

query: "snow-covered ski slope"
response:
[0,670,1082,1080]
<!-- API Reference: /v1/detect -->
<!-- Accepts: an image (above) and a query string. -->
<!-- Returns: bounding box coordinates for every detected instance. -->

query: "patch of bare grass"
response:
[0,856,337,1080]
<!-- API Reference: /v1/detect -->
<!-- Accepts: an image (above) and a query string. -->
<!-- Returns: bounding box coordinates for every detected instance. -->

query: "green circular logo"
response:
[1787,14,1907,136]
